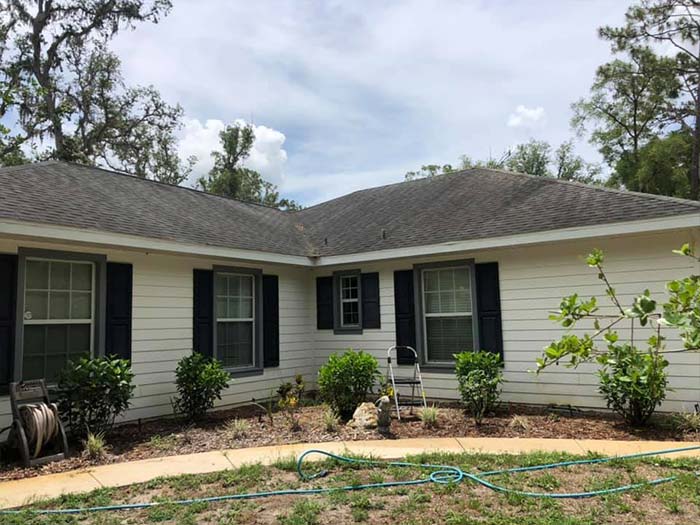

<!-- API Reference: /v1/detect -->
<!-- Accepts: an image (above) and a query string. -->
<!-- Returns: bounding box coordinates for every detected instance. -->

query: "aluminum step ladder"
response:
[386,346,427,420]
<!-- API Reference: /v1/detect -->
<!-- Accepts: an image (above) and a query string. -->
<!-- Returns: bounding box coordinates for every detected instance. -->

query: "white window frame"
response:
[215,271,256,370]
[21,257,97,381]
[339,274,360,328]
[420,265,475,365]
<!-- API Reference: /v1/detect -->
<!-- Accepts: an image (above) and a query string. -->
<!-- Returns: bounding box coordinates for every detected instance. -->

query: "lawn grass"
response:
[2,451,700,524]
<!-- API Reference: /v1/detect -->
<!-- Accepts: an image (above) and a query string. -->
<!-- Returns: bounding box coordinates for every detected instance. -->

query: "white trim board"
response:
[1,213,699,268]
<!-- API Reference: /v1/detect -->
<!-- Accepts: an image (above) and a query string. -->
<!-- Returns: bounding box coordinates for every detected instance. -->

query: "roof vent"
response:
[381,229,387,240]
[324,237,328,246]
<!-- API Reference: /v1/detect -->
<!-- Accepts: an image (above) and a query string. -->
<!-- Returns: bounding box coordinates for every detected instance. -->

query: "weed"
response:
[83,432,107,461]
[322,407,340,432]
[225,418,250,439]
[420,406,439,428]
[508,414,530,432]
[278,500,323,525]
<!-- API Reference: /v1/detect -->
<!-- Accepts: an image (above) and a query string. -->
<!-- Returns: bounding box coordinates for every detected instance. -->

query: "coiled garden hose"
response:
[2,445,699,515]
[18,402,59,459]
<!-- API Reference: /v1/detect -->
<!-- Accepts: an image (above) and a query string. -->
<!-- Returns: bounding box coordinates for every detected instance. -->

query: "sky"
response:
[109,0,628,206]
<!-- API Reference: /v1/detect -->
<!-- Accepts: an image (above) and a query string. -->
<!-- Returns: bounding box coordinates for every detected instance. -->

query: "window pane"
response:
[47,324,68,355]
[24,325,46,356]
[229,275,240,296]
[217,321,253,368]
[50,262,71,290]
[341,276,358,299]
[25,290,48,320]
[342,301,359,326]
[216,296,228,319]
[240,298,253,318]
[425,316,473,362]
[424,270,438,292]
[49,291,70,319]
[72,264,92,291]
[240,276,253,296]
[439,270,453,290]
[440,291,456,313]
[68,324,91,356]
[71,291,92,319]
[215,274,228,295]
[23,356,44,381]
[26,260,49,289]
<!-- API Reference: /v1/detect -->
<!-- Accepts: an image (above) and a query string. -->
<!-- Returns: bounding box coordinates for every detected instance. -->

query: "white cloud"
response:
[110,0,627,204]
[507,105,546,128]
[178,118,288,187]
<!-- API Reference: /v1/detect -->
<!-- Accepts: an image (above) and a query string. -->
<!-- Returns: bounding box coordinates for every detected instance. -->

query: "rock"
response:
[376,396,392,433]
[349,402,379,429]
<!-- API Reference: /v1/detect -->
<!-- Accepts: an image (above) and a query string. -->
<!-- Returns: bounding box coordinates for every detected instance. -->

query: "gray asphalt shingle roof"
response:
[1,161,698,258]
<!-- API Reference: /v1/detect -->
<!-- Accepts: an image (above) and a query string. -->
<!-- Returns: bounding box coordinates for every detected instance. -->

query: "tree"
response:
[505,140,551,177]
[571,47,680,167]
[404,140,599,183]
[610,130,692,197]
[198,123,301,210]
[0,0,193,183]
[600,0,700,199]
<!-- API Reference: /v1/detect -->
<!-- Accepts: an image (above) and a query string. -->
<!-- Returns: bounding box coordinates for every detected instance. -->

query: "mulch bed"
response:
[0,402,696,482]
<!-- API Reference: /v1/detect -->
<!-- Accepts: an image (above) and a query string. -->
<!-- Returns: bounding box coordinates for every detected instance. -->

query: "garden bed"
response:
[6,450,700,524]
[1,401,696,482]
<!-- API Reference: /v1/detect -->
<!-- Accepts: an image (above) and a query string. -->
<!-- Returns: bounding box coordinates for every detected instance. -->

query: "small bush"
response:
[225,418,250,439]
[318,350,379,420]
[58,356,135,436]
[278,375,305,431]
[597,343,668,426]
[420,406,439,429]
[83,431,107,460]
[673,411,700,434]
[322,407,340,432]
[174,353,230,420]
[455,351,503,425]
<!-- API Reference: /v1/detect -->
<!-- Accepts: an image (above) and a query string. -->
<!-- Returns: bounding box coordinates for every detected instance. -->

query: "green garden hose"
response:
[2,445,699,515]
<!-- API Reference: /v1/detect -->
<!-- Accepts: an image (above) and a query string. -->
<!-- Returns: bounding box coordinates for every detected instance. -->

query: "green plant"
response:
[322,407,340,432]
[419,406,439,428]
[83,431,107,460]
[377,375,394,398]
[173,353,230,420]
[317,350,379,420]
[535,247,700,426]
[454,351,503,425]
[225,418,250,439]
[672,410,700,434]
[57,356,135,436]
[277,375,305,431]
[598,342,669,426]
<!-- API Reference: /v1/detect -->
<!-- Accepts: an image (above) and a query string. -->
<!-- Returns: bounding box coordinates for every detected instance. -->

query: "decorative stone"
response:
[376,396,392,433]
[349,402,379,429]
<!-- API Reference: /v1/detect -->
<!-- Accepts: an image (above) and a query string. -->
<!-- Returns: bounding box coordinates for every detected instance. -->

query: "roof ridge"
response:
[476,167,700,208]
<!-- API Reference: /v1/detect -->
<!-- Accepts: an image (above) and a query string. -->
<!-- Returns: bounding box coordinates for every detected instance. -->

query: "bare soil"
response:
[1,401,696,482]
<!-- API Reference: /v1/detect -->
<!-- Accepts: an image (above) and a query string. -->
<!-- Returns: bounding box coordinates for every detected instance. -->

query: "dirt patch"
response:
[0,402,695,482]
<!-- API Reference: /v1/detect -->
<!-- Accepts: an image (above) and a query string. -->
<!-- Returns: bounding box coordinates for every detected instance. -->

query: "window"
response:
[215,272,256,369]
[22,259,95,382]
[340,275,360,327]
[421,265,475,364]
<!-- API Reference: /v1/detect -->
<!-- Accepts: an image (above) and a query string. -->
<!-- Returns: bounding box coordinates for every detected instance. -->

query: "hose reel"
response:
[8,380,69,467]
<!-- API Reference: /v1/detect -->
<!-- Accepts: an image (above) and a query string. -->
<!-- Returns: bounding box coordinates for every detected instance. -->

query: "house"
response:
[0,161,699,427]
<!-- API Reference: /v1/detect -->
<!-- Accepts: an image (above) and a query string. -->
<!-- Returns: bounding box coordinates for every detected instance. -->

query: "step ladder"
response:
[386,346,427,420]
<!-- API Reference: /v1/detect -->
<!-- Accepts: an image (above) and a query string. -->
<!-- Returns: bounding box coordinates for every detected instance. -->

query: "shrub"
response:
[83,431,107,460]
[173,353,230,420]
[420,406,439,428]
[318,350,379,420]
[455,351,503,425]
[322,407,340,432]
[225,418,250,439]
[598,343,669,426]
[673,411,700,434]
[277,375,305,431]
[58,356,135,436]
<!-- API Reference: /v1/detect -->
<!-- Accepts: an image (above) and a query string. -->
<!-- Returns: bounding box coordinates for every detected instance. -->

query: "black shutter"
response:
[106,263,133,361]
[475,262,503,357]
[393,270,416,364]
[263,275,279,367]
[193,269,214,358]
[361,272,380,329]
[0,255,17,392]
[316,276,334,329]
